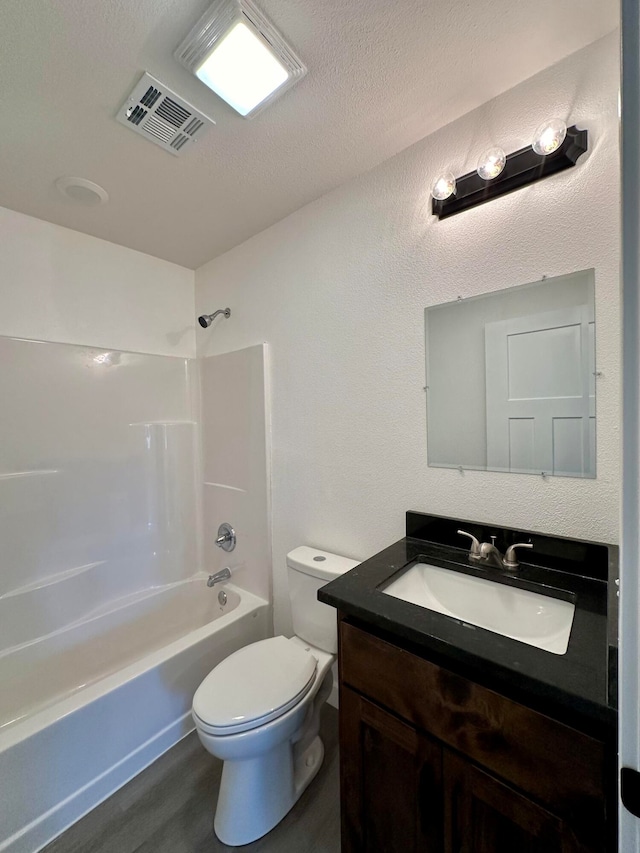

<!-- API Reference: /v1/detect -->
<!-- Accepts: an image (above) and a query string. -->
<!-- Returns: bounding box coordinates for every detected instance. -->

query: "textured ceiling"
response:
[0,0,618,269]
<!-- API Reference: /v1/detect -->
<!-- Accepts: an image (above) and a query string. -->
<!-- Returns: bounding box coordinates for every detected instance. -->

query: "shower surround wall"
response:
[200,344,271,602]
[0,337,198,688]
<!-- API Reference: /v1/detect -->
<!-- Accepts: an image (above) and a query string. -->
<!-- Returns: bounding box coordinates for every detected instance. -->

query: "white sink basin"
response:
[382,562,575,655]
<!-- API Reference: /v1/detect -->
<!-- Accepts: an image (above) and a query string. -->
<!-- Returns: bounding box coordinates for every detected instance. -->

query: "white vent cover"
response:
[116,73,214,156]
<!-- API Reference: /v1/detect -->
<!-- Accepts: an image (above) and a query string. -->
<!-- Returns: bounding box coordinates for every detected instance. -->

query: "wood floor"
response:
[43,706,340,853]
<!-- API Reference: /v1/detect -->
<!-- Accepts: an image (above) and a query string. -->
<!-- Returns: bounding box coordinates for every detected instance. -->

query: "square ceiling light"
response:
[174,0,307,118]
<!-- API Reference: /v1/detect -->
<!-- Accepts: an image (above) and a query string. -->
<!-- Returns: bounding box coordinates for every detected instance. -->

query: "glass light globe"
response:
[431,172,456,201]
[476,147,506,180]
[532,119,567,156]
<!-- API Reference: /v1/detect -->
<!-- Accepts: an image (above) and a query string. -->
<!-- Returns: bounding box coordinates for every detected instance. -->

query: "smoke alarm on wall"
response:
[116,72,215,155]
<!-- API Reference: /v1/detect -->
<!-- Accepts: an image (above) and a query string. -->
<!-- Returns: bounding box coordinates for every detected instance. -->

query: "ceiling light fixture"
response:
[174,0,307,119]
[431,124,587,220]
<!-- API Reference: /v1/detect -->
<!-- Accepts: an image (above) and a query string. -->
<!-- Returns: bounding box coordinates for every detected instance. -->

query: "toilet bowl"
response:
[192,546,358,846]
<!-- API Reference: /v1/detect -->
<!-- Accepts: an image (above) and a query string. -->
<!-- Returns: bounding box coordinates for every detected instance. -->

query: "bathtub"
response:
[0,578,270,853]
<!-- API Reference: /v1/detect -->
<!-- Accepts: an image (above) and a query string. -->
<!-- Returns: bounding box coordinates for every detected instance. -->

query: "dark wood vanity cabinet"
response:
[341,688,443,851]
[443,750,577,853]
[338,619,610,853]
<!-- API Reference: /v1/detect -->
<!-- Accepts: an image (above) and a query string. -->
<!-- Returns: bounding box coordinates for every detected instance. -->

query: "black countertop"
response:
[319,513,617,739]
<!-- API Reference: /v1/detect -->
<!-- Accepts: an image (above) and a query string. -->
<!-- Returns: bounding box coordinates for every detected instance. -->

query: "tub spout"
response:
[207,568,231,587]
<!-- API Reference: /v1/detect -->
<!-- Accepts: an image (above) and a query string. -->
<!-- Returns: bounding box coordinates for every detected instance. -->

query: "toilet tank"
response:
[287,546,359,654]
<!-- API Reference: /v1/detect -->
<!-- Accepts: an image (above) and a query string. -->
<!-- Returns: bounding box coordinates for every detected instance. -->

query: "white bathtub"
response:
[0,578,270,853]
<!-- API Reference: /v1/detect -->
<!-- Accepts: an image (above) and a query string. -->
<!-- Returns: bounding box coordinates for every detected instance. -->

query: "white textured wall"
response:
[196,35,621,636]
[0,206,195,357]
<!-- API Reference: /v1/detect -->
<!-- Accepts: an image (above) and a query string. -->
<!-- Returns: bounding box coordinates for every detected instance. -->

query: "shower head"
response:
[198,308,231,328]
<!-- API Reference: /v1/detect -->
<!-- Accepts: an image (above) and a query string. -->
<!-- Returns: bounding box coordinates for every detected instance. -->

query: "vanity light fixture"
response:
[431,172,457,200]
[532,118,567,155]
[476,147,506,180]
[174,0,307,118]
[431,123,587,220]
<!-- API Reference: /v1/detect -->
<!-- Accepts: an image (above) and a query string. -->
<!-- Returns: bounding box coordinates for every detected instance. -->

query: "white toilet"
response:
[192,545,358,847]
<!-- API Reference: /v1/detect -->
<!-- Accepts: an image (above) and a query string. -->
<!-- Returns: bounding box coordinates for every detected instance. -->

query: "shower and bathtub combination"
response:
[0,325,271,853]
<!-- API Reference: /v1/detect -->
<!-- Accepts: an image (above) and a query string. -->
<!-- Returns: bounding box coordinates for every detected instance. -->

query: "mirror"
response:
[425,270,596,478]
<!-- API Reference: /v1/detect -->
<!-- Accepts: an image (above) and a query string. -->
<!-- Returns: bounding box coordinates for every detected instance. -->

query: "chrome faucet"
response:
[457,530,533,571]
[215,522,236,553]
[457,530,482,559]
[478,537,504,569]
[207,567,231,587]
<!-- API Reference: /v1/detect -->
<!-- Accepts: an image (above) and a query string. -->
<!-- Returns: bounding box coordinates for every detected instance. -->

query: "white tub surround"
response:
[0,333,270,853]
[0,336,199,641]
[200,344,272,603]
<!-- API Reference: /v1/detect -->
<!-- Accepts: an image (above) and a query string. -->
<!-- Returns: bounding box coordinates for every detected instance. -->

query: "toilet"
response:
[192,545,359,846]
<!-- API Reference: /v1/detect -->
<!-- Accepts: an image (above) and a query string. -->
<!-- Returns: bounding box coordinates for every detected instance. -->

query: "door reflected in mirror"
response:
[425,270,596,478]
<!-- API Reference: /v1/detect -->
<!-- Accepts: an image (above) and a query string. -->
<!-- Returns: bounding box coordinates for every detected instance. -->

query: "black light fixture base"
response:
[431,126,588,219]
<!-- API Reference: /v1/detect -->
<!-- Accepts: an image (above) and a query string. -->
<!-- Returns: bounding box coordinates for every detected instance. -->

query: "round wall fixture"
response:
[55,176,109,206]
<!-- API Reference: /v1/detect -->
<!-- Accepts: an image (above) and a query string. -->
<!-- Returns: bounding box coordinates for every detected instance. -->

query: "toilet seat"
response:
[193,636,318,736]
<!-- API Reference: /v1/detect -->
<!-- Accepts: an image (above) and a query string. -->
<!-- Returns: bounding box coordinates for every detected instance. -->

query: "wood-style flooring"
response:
[43,706,340,853]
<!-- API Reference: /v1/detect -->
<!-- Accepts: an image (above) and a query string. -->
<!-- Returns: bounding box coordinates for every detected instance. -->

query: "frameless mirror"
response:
[425,269,596,478]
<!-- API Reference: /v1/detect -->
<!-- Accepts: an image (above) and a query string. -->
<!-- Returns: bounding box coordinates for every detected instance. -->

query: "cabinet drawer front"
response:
[340,620,605,826]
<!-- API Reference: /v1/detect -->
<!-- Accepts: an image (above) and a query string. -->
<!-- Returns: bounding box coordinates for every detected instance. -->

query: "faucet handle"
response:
[215,522,236,553]
[503,542,533,570]
[458,529,482,560]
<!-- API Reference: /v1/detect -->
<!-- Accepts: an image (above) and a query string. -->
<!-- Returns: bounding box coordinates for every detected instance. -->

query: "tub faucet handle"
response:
[458,529,482,560]
[215,522,236,552]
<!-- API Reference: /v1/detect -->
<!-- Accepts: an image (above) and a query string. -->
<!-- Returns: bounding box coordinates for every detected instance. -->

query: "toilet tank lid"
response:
[286,546,359,581]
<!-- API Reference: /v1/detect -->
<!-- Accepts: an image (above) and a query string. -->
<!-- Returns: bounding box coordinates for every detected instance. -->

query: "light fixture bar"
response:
[174,0,307,118]
[432,126,588,220]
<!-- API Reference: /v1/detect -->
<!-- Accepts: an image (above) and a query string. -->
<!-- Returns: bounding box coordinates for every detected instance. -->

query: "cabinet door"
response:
[444,750,580,853]
[340,686,443,853]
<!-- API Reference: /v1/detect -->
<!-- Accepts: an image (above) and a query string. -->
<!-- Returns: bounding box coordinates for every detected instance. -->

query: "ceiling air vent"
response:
[116,72,214,156]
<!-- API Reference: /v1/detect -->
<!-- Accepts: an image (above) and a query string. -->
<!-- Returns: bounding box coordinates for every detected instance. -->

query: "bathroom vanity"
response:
[319,512,617,853]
